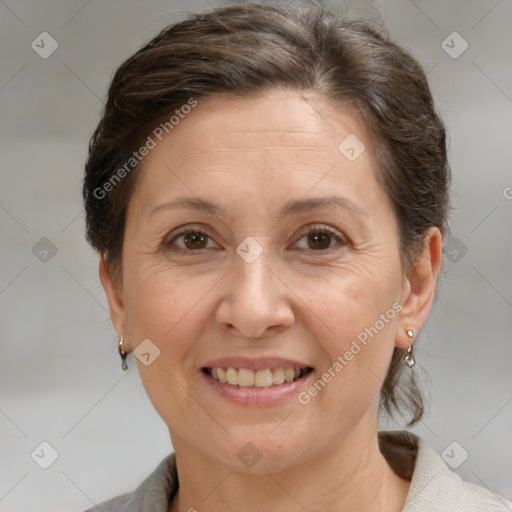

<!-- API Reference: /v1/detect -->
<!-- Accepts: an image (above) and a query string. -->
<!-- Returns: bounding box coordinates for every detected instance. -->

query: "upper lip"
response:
[201,357,313,371]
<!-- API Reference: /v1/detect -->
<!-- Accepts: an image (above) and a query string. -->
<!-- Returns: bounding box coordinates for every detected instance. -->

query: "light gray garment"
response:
[85,431,512,511]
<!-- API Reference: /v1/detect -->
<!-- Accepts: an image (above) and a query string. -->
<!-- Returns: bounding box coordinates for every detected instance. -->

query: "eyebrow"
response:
[149,195,367,219]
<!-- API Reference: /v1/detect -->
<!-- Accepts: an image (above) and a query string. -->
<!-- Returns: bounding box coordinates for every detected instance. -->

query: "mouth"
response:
[200,357,315,406]
[202,366,314,388]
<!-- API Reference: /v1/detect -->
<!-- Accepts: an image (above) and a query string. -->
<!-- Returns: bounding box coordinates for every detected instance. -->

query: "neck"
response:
[168,426,410,512]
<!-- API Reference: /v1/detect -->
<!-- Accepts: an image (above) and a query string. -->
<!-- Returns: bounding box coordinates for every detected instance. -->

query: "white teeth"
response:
[255,369,273,388]
[272,368,285,385]
[217,368,227,383]
[226,367,238,385]
[238,368,255,387]
[208,366,309,387]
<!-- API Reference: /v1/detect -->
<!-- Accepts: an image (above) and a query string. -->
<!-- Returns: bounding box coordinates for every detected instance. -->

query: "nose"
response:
[215,250,295,339]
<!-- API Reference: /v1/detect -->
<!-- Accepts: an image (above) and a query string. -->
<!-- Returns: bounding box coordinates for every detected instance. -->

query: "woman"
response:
[83,3,511,511]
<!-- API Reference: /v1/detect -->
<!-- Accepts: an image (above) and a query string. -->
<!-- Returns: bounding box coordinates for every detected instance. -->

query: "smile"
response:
[203,366,313,388]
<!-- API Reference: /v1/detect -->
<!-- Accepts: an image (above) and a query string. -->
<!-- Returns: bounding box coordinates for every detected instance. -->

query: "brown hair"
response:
[83,2,450,426]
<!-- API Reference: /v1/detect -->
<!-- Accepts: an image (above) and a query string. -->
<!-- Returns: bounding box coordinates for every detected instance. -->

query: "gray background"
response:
[1,0,511,510]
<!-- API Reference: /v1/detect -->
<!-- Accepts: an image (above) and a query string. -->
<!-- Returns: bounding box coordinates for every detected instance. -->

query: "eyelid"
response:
[291,223,347,250]
[164,223,348,253]
[164,224,220,252]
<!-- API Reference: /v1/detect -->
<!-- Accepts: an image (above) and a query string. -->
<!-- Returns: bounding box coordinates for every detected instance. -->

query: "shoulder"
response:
[380,430,512,512]
[83,453,178,512]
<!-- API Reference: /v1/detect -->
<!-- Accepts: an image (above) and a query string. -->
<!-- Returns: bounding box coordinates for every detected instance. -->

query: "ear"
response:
[99,254,131,352]
[396,227,443,349]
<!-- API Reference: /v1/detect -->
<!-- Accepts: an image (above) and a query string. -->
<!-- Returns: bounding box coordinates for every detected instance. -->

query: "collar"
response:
[100,430,511,511]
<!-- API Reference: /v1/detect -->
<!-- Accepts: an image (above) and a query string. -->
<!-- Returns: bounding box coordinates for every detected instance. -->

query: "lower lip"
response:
[201,370,315,406]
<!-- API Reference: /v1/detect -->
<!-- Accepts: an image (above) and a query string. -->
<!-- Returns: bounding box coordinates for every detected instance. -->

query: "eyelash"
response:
[164,224,347,254]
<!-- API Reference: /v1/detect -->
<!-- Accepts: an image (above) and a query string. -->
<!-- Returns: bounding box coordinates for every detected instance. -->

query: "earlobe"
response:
[396,227,443,349]
[99,255,130,350]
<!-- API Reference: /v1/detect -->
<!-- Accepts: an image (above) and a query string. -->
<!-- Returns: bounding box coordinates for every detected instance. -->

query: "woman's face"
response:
[103,89,426,471]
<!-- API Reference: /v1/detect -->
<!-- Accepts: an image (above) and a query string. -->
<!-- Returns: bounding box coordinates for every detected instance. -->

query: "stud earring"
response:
[405,329,415,368]
[118,336,128,371]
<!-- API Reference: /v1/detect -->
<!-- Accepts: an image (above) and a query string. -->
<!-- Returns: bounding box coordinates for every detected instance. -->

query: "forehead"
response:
[132,89,382,209]
[167,89,368,152]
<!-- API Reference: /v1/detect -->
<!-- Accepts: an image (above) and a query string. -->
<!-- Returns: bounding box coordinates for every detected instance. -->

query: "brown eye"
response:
[307,231,332,250]
[167,229,214,251]
[183,231,208,249]
[294,225,345,252]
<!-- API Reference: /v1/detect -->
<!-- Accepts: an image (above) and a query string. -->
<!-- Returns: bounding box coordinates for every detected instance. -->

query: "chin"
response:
[199,420,315,474]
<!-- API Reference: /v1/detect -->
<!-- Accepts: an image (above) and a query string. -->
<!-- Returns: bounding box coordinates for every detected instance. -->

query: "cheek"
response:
[122,268,221,429]
[298,264,400,345]
[294,268,401,411]
[124,265,219,355]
